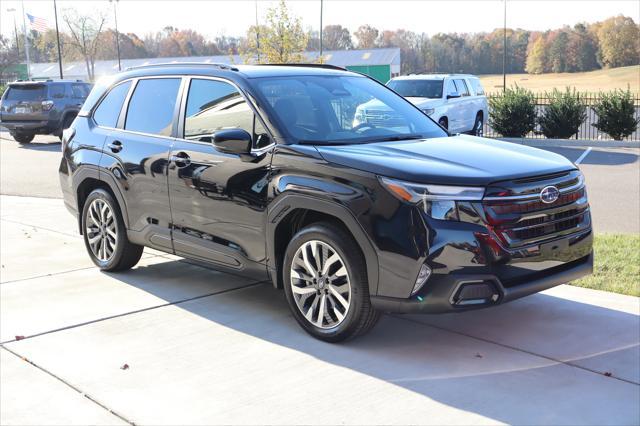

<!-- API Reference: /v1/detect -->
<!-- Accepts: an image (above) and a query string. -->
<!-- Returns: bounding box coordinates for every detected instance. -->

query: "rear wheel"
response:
[13,133,34,144]
[283,223,380,342]
[82,189,143,271]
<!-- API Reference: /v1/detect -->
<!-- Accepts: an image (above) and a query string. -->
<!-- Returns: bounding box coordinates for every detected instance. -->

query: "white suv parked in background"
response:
[387,74,488,136]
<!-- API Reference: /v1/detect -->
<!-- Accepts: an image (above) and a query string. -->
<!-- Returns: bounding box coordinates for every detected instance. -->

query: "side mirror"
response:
[212,129,252,155]
[447,92,461,100]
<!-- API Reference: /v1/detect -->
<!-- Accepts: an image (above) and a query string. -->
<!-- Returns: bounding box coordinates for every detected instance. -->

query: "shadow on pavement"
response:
[16,141,61,152]
[105,258,640,424]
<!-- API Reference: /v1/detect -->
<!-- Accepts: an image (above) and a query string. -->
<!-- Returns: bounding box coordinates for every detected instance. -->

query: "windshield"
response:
[387,79,443,99]
[251,75,446,145]
[5,85,46,101]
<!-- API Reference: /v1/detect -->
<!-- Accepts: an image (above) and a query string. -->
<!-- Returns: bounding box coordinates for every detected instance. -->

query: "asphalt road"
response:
[1,130,639,233]
[1,195,638,425]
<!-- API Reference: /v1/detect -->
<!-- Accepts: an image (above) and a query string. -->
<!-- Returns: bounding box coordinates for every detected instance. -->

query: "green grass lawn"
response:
[571,234,640,297]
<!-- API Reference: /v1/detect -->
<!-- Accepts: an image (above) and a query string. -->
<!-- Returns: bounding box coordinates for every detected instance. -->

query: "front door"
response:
[99,77,182,252]
[167,77,273,277]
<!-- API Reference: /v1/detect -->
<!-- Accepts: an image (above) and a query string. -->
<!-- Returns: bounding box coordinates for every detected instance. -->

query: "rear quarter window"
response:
[470,78,485,96]
[4,85,46,101]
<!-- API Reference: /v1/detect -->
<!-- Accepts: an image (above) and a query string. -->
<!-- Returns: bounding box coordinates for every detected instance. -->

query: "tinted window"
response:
[71,83,90,99]
[252,75,446,144]
[184,79,253,140]
[5,85,46,101]
[387,79,443,99]
[48,84,66,99]
[93,81,131,128]
[125,78,181,136]
[454,79,470,96]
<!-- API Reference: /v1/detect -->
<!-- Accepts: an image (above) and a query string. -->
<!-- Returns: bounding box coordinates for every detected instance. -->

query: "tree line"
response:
[1,0,638,81]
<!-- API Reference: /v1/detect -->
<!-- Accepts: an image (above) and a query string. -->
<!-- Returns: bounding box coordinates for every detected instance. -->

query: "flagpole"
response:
[53,0,63,79]
[20,0,31,79]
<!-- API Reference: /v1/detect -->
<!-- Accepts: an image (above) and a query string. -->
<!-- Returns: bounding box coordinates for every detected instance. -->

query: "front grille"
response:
[483,171,590,247]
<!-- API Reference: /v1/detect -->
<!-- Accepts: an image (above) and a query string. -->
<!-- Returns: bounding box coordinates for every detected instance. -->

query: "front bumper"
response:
[371,251,593,314]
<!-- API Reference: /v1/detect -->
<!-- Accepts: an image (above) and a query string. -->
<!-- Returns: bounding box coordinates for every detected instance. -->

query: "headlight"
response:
[379,176,484,220]
[422,108,435,115]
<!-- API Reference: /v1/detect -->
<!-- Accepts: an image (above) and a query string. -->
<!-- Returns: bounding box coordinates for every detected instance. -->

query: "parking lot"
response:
[1,132,639,425]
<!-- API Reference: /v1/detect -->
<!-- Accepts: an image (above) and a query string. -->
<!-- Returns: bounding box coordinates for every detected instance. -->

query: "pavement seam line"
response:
[1,280,267,345]
[0,253,164,285]
[575,147,593,164]
[0,345,137,426]
[0,217,82,239]
[393,314,640,386]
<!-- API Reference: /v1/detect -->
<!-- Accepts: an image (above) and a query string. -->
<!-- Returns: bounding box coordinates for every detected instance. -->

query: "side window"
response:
[254,117,271,149]
[446,79,457,96]
[125,78,181,136]
[93,81,132,128]
[454,79,470,97]
[471,78,485,96]
[184,79,254,141]
[71,83,90,99]
[48,83,66,99]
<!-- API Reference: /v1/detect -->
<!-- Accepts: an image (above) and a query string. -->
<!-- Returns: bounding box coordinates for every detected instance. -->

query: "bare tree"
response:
[63,9,107,81]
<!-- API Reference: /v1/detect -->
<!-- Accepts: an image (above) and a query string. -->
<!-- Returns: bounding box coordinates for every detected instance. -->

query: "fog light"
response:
[411,263,432,296]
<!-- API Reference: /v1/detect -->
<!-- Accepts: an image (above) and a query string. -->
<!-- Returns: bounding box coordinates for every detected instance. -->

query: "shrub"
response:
[537,88,587,139]
[488,86,536,137]
[592,88,639,140]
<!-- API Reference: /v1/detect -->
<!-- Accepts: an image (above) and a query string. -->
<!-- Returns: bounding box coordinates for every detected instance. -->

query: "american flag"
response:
[26,13,48,33]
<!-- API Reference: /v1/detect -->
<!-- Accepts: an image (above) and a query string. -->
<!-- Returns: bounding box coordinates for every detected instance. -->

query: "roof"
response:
[29,48,401,80]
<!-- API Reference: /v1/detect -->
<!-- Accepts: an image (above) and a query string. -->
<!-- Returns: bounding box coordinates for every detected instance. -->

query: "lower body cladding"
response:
[370,217,593,314]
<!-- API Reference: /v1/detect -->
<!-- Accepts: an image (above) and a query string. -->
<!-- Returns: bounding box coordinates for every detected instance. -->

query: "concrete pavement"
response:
[1,195,639,425]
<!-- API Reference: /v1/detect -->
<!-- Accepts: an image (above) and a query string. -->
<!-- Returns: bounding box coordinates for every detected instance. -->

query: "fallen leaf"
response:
[604,371,612,377]
[475,353,483,358]
[120,363,129,370]
[15,335,25,341]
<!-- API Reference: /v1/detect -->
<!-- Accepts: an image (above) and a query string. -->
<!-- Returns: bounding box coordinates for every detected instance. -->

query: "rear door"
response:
[443,78,463,132]
[99,77,182,252]
[167,77,272,276]
[0,83,48,122]
[453,78,473,132]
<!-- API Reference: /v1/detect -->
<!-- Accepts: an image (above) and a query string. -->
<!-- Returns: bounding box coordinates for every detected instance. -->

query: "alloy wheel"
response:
[85,199,117,262]
[290,240,351,329]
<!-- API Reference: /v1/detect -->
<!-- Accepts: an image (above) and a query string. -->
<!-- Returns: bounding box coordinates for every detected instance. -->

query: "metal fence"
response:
[483,92,640,141]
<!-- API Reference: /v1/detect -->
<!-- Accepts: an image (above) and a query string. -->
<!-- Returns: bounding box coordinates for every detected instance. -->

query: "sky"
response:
[1,0,639,43]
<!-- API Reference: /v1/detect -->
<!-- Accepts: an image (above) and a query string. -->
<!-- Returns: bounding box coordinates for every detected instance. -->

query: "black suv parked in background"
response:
[1,80,91,143]
[59,64,593,342]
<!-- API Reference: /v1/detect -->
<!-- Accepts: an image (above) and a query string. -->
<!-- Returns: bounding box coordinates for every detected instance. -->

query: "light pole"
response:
[109,0,121,71]
[53,0,63,79]
[502,0,507,92]
[6,8,20,59]
[319,0,323,58]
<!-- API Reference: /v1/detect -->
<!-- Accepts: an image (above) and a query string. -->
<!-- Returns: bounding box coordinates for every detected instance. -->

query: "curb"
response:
[496,137,640,148]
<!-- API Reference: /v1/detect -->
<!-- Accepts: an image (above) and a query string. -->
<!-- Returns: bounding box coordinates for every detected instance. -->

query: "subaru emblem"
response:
[540,186,560,204]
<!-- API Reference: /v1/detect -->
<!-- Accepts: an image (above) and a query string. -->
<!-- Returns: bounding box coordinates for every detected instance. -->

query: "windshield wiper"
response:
[365,134,424,143]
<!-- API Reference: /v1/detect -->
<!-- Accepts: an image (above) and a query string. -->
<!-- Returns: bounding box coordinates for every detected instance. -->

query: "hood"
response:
[405,97,444,109]
[314,135,576,186]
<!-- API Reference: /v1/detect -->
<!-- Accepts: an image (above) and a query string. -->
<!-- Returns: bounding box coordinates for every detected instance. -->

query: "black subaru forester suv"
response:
[59,64,593,342]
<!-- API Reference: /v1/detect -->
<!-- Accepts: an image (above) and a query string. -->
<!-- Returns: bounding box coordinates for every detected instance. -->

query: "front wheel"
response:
[13,133,35,144]
[82,189,143,271]
[283,223,379,342]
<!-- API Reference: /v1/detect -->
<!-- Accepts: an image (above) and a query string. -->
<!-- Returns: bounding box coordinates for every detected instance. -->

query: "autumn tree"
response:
[63,8,107,80]
[525,34,546,74]
[354,25,379,49]
[241,0,308,64]
[594,15,640,68]
[322,25,352,50]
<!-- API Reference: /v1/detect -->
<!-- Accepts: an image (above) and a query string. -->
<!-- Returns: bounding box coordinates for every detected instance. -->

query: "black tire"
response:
[81,188,143,272]
[438,117,448,130]
[13,133,35,144]
[472,113,483,137]
[282,222,380,342]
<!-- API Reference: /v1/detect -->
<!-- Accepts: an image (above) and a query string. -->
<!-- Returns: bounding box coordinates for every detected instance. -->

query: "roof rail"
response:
[125,62,239,72]
[256,63,346,71]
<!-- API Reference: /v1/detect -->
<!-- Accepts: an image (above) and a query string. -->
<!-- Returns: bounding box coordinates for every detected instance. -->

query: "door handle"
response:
[170,152,191,167]
[107,140,123,153]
